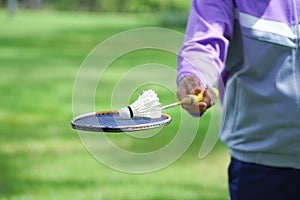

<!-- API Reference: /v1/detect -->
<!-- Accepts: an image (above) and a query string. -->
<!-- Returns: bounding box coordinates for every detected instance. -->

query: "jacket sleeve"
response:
[177,0,235,87]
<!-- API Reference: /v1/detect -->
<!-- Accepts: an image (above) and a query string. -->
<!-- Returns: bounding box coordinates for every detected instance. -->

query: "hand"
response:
[176,76,217,117]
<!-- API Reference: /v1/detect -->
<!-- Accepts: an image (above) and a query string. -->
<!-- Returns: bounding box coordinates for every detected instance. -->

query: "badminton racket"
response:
[71,111,171,133]
[71,88,218,133]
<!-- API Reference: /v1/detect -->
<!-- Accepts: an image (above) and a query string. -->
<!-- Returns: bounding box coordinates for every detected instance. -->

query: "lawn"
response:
[0,10,230,199]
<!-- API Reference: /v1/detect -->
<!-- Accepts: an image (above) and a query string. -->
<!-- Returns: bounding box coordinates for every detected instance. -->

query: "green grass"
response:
[0,10,229,199]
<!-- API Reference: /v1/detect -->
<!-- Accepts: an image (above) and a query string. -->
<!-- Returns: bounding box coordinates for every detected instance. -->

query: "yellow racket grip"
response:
[212,88,219,98]
[181,88,219,105]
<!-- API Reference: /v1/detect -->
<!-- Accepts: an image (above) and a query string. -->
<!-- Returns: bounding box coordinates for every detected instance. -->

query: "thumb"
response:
[194,87,201,95]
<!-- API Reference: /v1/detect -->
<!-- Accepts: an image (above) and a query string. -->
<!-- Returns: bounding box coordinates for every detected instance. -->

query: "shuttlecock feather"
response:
[119,89,162,119]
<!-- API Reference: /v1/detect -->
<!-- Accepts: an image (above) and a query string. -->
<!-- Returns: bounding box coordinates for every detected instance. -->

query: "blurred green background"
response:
[0,0,230,199]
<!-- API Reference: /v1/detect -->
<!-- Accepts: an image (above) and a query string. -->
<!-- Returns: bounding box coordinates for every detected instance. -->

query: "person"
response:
[176,0,300,199]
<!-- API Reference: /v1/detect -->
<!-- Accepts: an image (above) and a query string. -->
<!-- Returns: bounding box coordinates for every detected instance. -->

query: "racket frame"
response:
[71,110,172,132]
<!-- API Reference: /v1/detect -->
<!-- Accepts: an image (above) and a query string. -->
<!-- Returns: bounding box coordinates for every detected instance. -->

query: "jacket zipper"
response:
[293,0,300,47]
[292,0,300,107]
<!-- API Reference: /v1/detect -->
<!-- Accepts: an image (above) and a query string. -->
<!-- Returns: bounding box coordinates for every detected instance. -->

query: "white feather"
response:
[119,89,162,119]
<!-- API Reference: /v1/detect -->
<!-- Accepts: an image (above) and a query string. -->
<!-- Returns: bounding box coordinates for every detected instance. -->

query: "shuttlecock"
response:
[119,89,162,119]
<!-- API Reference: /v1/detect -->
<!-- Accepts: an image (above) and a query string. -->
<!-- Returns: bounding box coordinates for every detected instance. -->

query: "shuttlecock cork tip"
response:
[119,106,133,119]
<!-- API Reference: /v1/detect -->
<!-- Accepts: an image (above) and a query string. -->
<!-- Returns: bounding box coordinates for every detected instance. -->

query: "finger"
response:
[176,83,189,100]
[183,76,201,94]
[198,102,207,112]
[193,87,202,95]
[177,76,202,100]
[203,89,215,106]
[196,89,212,112]
[185,80,199,94]
[182,104,200,114]
[176,89,186,100]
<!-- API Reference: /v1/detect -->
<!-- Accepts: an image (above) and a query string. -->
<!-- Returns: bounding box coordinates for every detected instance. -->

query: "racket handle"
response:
[181,88,219,105]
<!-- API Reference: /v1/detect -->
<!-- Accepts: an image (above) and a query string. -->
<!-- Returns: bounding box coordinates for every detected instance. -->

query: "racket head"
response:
[71,110,172,133]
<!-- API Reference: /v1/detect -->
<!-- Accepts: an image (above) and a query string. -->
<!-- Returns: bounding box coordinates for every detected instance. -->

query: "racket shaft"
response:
[162,102,181,110]
[162,94,202,110]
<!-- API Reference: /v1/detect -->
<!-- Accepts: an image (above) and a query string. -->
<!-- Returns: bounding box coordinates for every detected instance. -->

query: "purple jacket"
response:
[178,0,300,169]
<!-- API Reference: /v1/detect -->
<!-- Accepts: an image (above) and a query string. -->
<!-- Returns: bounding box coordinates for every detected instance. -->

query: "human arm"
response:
[177,0,235,116]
